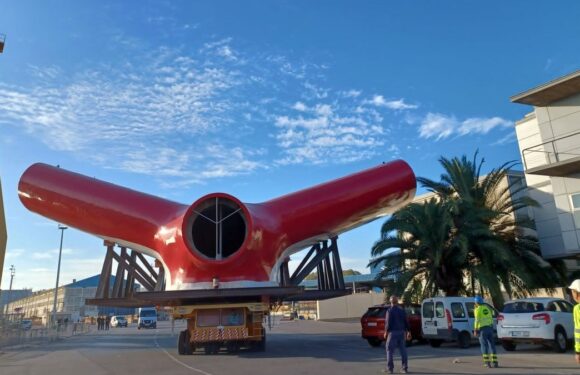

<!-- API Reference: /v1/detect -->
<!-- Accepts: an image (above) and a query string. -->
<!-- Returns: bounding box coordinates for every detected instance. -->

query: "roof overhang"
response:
[511,70,580,106]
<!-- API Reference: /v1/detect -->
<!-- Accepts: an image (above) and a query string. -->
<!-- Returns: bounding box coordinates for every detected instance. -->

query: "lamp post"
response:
[3,264,14,314]
[51,224,67,327]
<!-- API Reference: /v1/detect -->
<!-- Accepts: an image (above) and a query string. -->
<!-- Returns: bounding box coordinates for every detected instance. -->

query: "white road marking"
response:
[154,335,214,375]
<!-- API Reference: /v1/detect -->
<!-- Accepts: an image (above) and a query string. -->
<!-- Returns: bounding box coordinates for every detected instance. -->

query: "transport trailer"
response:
[173,302,268,354]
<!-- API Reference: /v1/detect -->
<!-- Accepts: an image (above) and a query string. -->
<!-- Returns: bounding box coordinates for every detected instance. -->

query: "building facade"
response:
[511,70,580,266]
[5,275,134,323]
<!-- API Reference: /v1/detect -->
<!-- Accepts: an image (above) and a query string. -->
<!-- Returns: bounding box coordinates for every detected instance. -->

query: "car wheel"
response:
[501,340,516,351]
[429,339,442,348]
[367,338,383,347]
[553,327,567,353]
[457,331,471,349]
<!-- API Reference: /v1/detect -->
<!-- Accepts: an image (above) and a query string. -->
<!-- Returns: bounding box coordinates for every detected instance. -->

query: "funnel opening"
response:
[190,197,247,260]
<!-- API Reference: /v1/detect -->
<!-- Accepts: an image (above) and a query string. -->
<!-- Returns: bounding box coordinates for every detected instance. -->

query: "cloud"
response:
[418,113,458,140]
[368,95,418,110]
[274,99,386,165]
[418,112,512,140]
[0,35,424,183]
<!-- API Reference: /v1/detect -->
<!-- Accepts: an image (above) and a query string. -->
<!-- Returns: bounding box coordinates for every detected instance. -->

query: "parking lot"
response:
[0,319,578,375]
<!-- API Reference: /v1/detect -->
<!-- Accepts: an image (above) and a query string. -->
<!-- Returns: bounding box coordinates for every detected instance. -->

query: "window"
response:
[435,302,445,318]
[365,307,388,318]
[451,303,466,318]
[197,309,221,327]
[422,302,434,319]
[571,193,580,229]
[222,308,244,326]
[556,300,574,313]
[503,301,544,313]
[466,302,475,318]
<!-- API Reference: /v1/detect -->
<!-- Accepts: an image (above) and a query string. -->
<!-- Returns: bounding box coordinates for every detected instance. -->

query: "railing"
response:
[521,131,580,171]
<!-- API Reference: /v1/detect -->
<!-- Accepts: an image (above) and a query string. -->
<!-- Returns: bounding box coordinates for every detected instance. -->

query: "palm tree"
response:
[369,198,468,302]
[417,153,566,307]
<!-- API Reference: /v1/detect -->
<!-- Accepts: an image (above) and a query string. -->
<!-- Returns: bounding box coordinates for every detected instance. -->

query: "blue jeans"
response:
[386,331,408,371]
[478,326,497,364]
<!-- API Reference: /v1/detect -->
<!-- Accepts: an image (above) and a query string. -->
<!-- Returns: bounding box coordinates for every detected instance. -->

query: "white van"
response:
[421,296,497,348]
[137,307,157,329]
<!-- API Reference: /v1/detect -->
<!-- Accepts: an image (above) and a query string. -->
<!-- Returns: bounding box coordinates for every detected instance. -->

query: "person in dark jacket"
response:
[383,295,411,374]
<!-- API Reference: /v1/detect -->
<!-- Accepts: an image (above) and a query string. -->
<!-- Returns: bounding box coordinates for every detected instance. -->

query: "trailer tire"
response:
[178,330,192,355]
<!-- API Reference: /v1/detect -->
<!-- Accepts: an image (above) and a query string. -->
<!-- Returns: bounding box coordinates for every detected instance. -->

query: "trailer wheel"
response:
[178,330,192,355]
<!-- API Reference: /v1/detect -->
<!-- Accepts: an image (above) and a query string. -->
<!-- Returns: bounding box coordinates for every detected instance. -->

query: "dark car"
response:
[361,304,422,347]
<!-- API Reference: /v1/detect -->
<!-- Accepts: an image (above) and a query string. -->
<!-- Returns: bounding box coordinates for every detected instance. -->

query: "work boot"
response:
[401,369,408,374]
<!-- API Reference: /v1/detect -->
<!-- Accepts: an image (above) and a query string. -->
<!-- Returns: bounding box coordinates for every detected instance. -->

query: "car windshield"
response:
[503,301,545,313]
[365,307,387,318]
[116,316,126,321]
[140,310,157,317]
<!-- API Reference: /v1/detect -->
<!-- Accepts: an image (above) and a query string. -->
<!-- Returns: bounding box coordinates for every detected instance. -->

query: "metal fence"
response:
[0,320,93,350]
[522,131,580,171]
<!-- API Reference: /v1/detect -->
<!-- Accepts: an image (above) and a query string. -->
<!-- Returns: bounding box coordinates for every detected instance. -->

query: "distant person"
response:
[474,296,498,368]
[383,295,410,374]
[105,316,110,330]
[568,279,580,365]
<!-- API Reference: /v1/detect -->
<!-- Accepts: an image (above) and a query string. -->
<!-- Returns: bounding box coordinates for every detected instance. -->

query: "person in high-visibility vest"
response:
[569,279,580,365]
[473,295,498,368]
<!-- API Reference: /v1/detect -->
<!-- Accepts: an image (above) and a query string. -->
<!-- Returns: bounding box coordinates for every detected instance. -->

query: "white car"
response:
[497,298,574,352]
[110,316,128,328]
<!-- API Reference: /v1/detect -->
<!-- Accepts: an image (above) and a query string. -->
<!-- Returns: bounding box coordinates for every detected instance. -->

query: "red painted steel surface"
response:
[18,161,416,290]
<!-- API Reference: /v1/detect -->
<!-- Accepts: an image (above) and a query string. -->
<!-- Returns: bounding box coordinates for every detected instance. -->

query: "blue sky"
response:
[1,1,579,291]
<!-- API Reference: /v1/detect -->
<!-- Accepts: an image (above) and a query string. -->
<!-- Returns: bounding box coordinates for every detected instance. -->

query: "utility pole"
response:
[51,224,67,326]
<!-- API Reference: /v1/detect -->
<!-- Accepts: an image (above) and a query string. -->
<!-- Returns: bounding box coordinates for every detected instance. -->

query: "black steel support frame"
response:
[94,242,165,301]
[86,238,347,308]
[282,237,345,292]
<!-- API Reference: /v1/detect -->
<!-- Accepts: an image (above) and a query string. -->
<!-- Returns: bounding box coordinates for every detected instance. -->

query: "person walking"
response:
[568,279,580,365]
[473,296,498,368]
[383,295,411,374]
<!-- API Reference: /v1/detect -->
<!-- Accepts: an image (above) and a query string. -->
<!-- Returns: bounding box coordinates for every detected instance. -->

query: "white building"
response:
[511,70,580,268]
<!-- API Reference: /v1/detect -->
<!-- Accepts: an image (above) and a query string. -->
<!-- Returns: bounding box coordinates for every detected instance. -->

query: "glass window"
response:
[365,307,388,318]
[222,308,244,326]
[435,302,445,318]
[451,303,465,318]
[197,309,220,327]
[503,301,544,313]
[571,193,580,209]
[556,300,574,313]
[571,194,580,229]
[422,302,434,319]
[465,302,475,318]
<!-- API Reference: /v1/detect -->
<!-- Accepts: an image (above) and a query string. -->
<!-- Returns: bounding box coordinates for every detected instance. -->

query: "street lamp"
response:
[52,224,67,326]
[3,264,14,314]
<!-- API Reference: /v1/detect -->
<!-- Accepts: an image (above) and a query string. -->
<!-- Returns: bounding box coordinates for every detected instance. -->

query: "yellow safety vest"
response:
[574,303,580,354]
[474,305,493,330]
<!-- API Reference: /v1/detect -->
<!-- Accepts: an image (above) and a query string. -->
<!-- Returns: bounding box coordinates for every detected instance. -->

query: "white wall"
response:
[316,292,385,320]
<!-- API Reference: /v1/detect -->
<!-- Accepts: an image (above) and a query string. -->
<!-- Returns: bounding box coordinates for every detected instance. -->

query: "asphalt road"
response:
[0,320,578,375]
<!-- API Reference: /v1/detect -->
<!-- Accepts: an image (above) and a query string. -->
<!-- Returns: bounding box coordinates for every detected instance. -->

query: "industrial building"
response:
[4,275,134,324]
